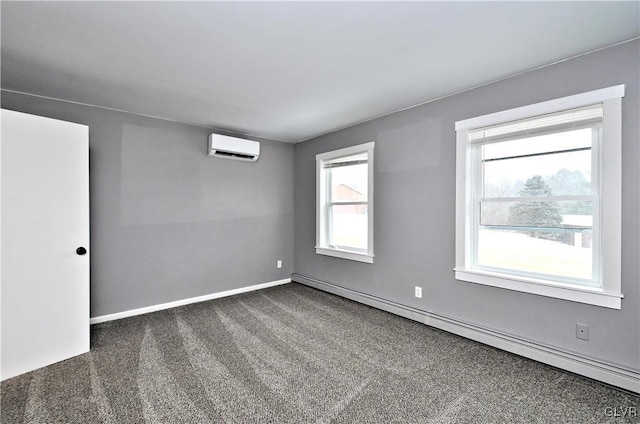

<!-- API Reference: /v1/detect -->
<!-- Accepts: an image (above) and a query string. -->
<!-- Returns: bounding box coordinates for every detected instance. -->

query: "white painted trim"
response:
[455,85,625,131]
[454,269,622,310]
[455,128,470,273]
[600,97,623,297]
[315,246,374,263]
[454,86,624,308]
[90,279,291,324]
[368,143,375,258]
[292,273,640,394]
[316,142,375,263]
[316,154,325,250]
[315,141,375,162]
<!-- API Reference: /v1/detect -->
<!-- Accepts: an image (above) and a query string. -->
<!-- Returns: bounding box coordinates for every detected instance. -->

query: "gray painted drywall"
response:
[1,92,295,317]
[294,40,640,372]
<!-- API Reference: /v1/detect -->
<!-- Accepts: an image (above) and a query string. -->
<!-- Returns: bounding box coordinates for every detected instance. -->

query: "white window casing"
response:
[316,142,375,263]
[455,85,624,309]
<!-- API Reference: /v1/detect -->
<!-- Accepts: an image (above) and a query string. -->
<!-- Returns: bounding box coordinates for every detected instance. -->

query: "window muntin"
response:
[455,85,624,309]
[482,130,593,197]
[316,143,374,263]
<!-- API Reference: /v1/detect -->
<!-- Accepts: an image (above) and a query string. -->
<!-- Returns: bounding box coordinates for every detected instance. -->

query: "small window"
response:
[455,86,624,309]
[316,142,374,263]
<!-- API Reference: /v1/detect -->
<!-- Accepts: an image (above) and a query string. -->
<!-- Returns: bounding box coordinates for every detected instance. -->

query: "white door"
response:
[1,109,89,380]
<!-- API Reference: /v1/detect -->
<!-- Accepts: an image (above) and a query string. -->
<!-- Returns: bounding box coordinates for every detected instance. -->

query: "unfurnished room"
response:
[1,1,639,423]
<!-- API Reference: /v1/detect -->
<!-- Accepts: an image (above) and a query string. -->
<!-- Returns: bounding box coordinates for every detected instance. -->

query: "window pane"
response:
[480,200,593,229]
[483,129,593,198]
[483,128,592,160]
[330,204,367,250]
[330,163,368,202]
[477,229,593,282]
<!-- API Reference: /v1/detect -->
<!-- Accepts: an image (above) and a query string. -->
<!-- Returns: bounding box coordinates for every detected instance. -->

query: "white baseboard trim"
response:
[90,278,291,325]
[292,273,640,394]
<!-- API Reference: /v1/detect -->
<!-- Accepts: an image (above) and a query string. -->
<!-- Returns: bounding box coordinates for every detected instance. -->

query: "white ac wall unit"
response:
[208,133,260,162]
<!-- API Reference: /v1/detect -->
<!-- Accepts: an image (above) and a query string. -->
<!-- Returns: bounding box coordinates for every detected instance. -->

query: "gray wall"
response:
[294,40,640,372]
[1,92,295,317]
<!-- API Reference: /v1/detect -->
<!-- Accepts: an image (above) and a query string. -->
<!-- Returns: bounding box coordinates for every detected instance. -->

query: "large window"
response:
[455,86,624,309]
[316,142,374,263]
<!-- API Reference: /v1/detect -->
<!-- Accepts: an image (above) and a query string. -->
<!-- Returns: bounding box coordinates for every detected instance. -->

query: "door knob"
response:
[76,247,87,256]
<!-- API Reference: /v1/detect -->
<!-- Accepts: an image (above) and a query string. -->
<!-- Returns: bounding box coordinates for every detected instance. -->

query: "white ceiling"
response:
[1,2,638,143]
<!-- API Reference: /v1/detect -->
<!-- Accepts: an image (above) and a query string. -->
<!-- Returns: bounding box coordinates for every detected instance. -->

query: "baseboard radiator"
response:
[291,273,640,394]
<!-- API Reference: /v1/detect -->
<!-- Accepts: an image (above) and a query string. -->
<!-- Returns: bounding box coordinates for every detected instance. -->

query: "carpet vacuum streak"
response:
[1,283,639,423]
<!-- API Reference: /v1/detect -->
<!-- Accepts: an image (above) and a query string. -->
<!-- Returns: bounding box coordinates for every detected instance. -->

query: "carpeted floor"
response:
[1,283,638,423]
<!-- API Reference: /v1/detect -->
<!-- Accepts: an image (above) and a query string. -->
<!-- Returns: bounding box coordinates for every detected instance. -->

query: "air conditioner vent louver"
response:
[208,133,260,162]
[213,151,256,160]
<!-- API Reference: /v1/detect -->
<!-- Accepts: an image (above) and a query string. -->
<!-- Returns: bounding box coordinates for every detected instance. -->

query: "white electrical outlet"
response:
[277,260,282,269]
[415,286,422,298]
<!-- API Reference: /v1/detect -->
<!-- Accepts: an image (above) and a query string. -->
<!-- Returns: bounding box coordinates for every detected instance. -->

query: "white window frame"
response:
[316,142,375,263]
[455,85,624,309]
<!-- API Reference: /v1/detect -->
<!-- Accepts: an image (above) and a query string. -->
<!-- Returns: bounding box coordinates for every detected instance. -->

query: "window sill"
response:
[315,247,374,264]
[454,268,622,309]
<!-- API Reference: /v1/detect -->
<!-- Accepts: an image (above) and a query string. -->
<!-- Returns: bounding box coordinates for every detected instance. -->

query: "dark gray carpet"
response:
[2,283,638,423]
